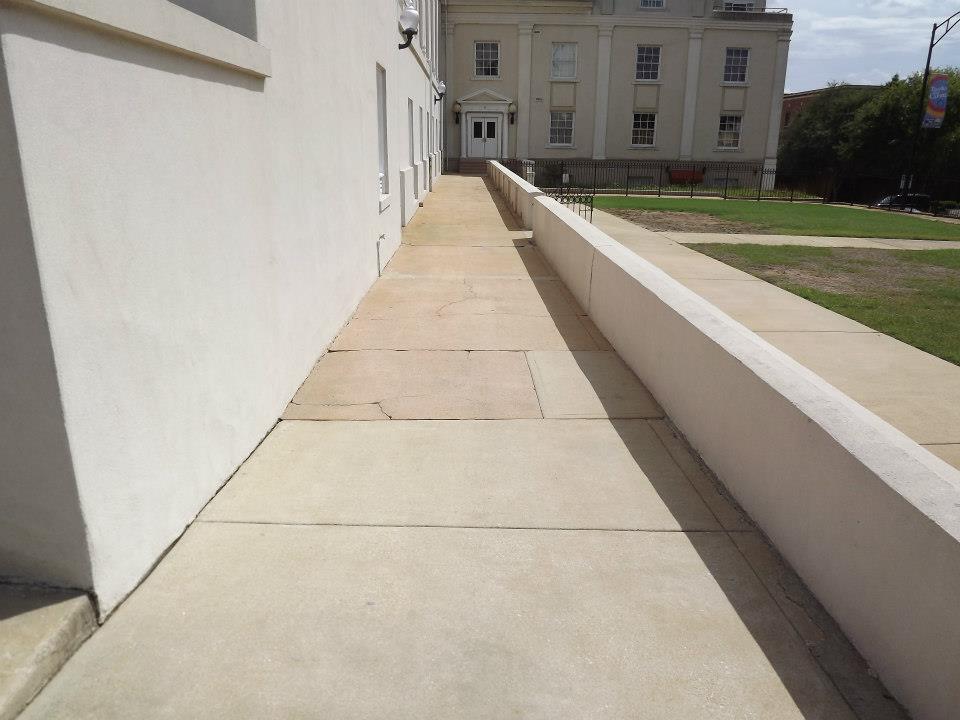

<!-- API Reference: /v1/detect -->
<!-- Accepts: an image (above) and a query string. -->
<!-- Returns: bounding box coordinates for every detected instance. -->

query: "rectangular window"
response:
[723,47,750,83]
[551,42,577,80]
[376,66,389,195]
[639,0,665,7]
[631,113,657,146]
[635,46,661,81]
[419,106,425,161]
[475,41,500,78]
[407,99,415,167]
[717,114,742,149]
[549,111,574,146]
[723,2,755,10]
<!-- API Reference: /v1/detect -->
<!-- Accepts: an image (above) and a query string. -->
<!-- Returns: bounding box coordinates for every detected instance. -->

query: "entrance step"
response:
[0,585,96,720]
[457,158,488,175]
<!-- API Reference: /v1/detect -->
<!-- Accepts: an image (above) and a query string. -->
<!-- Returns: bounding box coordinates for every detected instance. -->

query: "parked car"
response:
[872,193,932,212]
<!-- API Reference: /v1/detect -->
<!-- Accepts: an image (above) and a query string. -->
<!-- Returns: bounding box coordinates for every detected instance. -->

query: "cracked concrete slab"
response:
[384,246,555,279]
[729,532,909,719]
[283,350,541,420]
[354,277,582,319]
[526,351,663,419]
[20,523,857,720]
[331,314,602,351]
[402,223,532,247]
[0,585,95,720]
[648,419,753,533]
[201,419,721,531]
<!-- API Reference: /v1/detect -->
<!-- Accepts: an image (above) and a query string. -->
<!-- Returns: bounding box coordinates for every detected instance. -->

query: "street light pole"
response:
[906,11,959,192]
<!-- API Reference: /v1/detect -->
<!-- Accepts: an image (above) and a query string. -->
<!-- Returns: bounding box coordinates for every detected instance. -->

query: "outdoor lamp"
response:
[398,4,420,49]
[452,101,462,124]
[508,102,517,124]
[434,81,446,103]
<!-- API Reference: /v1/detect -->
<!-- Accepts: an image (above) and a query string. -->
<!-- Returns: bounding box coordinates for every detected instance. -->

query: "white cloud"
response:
[786,2,960,91]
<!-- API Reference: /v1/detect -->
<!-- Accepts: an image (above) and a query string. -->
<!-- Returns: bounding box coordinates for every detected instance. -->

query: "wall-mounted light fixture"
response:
[508,102,517,124]
[398,3,420,49]
[434,81,446,103]
[452,101,462,124]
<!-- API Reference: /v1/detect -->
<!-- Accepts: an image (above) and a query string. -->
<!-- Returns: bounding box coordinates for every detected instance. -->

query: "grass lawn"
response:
[594,196,960,241]
[688,244,960,366]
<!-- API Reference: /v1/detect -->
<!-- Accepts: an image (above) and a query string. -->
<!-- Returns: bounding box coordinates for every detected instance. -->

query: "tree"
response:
[778,84,880,178]
[779,69,960,187]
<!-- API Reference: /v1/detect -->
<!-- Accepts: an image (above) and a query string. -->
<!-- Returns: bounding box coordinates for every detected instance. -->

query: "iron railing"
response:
[712,2,790,14]
[498,158,960,215]
[547,187,594,222]
[503,159,820,202]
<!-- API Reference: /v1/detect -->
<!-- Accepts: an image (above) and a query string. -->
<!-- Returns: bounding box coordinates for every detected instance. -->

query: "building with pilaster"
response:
[441,0,792,173]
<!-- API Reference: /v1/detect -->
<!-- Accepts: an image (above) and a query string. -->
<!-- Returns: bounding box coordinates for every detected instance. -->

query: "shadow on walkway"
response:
[492,181,907,720]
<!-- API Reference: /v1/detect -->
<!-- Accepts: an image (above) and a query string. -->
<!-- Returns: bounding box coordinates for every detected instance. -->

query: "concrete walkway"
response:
[656,231,960,250]
[21,177,904,719]
[595,210,960,471]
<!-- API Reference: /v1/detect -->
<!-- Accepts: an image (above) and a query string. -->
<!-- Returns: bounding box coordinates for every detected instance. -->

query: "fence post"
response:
[756,168,762,202]
[724,163,730,200]
[658,163,663,197]
[593,163,598,195]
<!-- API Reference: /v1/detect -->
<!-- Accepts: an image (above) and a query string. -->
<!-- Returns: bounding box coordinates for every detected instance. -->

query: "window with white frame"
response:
[407,99,415,167]
[551,42,577,80]
[717,114,742,148]
[475,41,500,77]
[376,66,389,195]
[549,111,574,146]
[632,113,657,146]
[723,48,750,83]
[635,46,661,81]
[638,0,665,7]
[419,105,425,161]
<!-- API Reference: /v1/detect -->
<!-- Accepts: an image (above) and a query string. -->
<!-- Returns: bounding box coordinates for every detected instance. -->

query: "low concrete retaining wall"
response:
[488,160,542,231]
[516,186,960,720]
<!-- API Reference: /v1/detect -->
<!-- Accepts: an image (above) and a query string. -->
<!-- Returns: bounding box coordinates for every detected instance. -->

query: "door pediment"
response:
[457,89,513,106]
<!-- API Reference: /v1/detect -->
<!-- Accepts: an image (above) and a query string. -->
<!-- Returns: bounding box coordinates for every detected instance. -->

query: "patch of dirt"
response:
[605,207,763,234]
[710,248,960,296]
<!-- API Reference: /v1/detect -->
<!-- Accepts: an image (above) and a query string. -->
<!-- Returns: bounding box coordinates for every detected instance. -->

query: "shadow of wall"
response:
[0,43,93,593]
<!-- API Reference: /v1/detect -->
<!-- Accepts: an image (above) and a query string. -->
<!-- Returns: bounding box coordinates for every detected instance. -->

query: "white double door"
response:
[468,114,502,159]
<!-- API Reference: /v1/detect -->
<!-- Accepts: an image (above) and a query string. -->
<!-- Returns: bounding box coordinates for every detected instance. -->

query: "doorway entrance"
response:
[467,115,501,159]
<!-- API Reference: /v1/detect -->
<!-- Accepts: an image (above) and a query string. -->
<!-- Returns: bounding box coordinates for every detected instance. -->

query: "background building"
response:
[441,0,792,172]
[1,0,441,615]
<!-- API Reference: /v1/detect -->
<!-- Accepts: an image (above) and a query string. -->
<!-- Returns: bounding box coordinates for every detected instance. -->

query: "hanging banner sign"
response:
[922,74,949,129]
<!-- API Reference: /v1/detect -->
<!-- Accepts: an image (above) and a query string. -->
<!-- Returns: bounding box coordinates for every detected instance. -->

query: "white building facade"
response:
[441,0,792,170]
[0,0,441,615]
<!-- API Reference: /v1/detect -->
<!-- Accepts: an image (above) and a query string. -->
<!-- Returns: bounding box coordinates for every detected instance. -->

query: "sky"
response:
[786,1,960,92]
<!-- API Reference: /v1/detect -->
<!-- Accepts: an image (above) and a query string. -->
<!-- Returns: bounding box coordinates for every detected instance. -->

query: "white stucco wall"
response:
[0,0,441,614]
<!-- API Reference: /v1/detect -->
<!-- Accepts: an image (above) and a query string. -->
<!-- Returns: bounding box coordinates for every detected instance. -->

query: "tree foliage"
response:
[779,68,960,182]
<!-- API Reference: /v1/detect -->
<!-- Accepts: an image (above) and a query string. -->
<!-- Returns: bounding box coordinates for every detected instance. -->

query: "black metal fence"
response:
[547,187,594,222]
[500,158,960,216]
[503,159,816,202]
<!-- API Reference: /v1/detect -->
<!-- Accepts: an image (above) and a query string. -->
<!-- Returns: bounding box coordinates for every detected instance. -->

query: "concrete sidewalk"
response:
[595,209,960,471]
[656,231,960,250]
[20,177,904,719]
